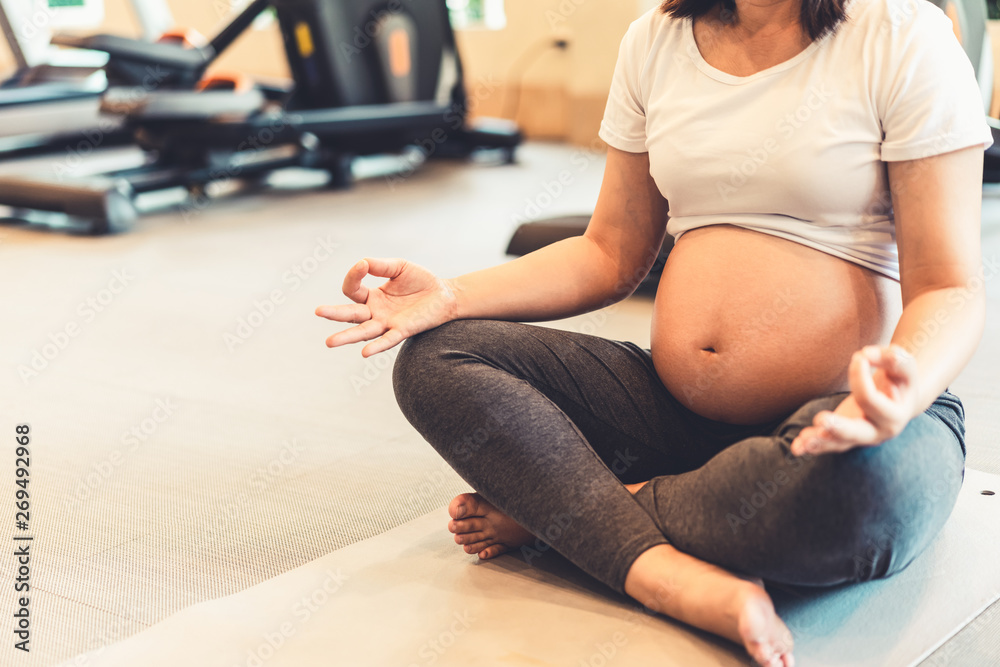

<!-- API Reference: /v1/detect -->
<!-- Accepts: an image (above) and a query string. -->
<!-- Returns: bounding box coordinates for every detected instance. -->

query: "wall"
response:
[452,0,643,144]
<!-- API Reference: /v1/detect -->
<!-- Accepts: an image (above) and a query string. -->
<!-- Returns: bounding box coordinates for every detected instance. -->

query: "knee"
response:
[391,324,449,412]
[794,422,963,582]
[391,319,505,412]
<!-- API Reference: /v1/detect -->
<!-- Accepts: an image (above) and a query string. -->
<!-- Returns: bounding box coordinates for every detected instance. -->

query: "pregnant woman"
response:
[317,0,992,663]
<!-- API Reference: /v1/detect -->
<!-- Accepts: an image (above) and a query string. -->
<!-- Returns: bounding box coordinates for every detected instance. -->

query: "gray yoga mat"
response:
[60,469,1000,667]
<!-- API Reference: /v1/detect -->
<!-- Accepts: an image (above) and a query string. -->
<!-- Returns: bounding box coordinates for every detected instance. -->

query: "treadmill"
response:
[0,0,173,157]
[0,0,521,235]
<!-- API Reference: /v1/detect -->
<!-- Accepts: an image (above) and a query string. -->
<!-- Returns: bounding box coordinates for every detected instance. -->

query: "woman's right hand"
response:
[315,257,458,357]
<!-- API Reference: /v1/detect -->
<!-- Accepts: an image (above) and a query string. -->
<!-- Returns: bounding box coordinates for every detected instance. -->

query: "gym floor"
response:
[1,142,998,665]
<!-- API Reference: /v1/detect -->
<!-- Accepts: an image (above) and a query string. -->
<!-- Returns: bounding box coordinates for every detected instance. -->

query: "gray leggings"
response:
[392,320,966,595]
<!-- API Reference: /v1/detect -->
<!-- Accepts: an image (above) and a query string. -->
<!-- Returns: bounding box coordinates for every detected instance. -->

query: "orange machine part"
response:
[196,73,255,93]
[388,28,412,78]
[157,28,206,49]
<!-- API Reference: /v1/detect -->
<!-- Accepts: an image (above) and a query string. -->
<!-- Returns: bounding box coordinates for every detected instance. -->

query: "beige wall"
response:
[453,0,645,143]
[455,0,640,144]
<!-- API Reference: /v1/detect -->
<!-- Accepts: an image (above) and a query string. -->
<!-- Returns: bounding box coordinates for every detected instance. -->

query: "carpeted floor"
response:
[1,142,998,666]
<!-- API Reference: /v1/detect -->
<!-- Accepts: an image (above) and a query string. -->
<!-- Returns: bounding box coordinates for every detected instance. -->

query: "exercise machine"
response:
[0,0,174,156]
[506,0,1000,292]
[0,0,521,234]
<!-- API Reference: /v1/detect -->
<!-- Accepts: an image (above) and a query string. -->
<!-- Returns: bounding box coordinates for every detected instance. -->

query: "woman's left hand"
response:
[790,345,921,456]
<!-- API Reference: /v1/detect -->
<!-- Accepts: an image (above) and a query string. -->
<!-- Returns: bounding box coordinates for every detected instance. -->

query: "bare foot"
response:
[447,485,794,665]
[449,484,649,561]
[625,544,795,666]
[447,492,536,560]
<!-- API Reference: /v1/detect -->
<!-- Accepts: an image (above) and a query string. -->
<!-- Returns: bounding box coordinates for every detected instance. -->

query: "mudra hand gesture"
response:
[792,345,920,456]
[315,258,458,358]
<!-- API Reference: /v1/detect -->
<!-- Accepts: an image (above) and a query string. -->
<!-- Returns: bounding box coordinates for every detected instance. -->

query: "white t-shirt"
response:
[599,0,994,280]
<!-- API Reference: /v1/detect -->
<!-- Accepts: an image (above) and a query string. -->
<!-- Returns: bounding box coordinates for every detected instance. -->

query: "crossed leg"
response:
[392,320,965,666]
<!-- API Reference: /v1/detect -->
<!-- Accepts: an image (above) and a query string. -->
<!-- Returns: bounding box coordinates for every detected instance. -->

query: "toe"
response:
[747,641,776,667]
[463,540,493,554]
[448,493,483,520]
[454,530,491,545]
[448,518,485,534]
[478,544,508,560]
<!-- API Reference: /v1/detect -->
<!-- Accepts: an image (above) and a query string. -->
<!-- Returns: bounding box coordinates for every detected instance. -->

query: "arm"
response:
[452,147,669,321]
[792,145,986,455]
[887,146,986,407]
[317,147,668,356]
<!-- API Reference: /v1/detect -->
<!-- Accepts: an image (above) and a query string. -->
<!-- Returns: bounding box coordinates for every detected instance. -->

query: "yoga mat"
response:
[60,469,1000,667]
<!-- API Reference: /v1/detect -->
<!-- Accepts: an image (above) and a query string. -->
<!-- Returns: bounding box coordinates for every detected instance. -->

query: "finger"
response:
[363,256,407,279]
[326,319,386,348]
[315,303,371,323]
[815,411,881,447]
[849,351,897,420]
[791,427,842,456]
[342,259,371,304]
[361,327,407,357]
[790,426,820,456]
[790,425,841,456]
[872,345,917,384]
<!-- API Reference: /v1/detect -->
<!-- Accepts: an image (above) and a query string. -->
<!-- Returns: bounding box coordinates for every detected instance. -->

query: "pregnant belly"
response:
[651,225,902,424]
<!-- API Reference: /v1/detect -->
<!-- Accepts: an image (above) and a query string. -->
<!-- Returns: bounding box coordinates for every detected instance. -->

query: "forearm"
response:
[449,235,634,322]
[890,284,986,416]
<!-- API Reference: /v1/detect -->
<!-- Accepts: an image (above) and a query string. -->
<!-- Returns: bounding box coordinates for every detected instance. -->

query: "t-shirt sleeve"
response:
[878,5,994,162]
[599,18,650,153]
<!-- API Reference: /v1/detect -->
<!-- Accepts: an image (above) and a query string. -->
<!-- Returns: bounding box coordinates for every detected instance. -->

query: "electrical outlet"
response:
[551,27,572,47]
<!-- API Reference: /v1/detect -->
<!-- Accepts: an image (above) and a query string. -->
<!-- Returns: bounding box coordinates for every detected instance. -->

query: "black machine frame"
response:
[0,0,521,234]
